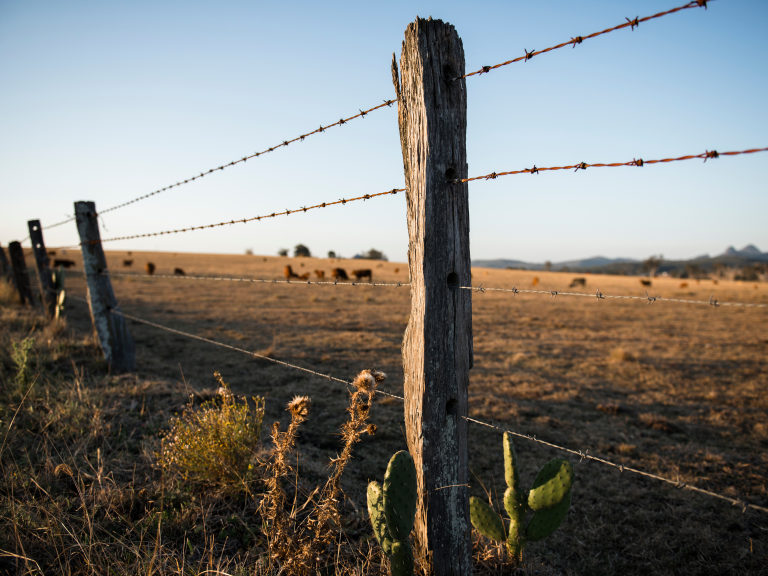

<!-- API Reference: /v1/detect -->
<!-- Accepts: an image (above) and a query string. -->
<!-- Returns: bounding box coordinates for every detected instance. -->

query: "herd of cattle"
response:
[283,265,373,282]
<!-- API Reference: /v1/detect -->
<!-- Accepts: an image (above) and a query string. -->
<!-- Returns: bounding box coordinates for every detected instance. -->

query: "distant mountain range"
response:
[472,245,767,273]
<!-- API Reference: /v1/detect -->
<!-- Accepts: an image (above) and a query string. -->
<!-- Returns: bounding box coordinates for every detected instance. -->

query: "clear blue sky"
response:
[1,0,766,263]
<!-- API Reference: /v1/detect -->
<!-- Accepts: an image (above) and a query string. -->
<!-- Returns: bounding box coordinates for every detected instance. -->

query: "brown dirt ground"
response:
[28,249,768,573]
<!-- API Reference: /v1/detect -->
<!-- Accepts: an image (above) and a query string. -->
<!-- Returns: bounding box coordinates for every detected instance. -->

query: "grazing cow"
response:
[174,268,185,276]
[569,277,586,288]
[47,250,57,256]
[394,267,399,273]
[53,259,75,269]
[145,262,156,276]
[331,268,348,281]
[315,270,326,280]
[284,265,300,280]
[640,279,652,287]
[123,259,133,267]
[532,276,539,287]
[298,273,310,281]
[351,269,373,282]
[679,282,688,288]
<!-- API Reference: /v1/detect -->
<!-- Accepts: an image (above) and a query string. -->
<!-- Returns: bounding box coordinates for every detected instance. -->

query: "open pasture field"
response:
[4,249,768,574]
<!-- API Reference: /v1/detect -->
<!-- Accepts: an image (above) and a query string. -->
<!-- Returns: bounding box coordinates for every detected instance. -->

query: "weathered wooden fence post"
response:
[74,201,136,372]
[0,243,15,287]
[8,241,36,306]
[28,220,57,319]
[392,17,472,575]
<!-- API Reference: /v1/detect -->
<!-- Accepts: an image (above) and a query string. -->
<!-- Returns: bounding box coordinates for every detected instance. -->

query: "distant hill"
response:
[472,256,638,271]
[472,245,767,276]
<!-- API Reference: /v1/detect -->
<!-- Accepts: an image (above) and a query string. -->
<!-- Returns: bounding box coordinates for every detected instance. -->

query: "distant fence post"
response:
[74,201,136,373]
[0,243,15,287]
[28,220,57,319]
[8,241,36,307]
[392,18,472,575]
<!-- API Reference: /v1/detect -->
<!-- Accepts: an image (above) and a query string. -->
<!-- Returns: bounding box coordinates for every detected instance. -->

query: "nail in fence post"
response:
[392,18,472,575]
[8,241,36,306]
[27,220,57,319]
[74,201,136,372]
[0,243,15,288]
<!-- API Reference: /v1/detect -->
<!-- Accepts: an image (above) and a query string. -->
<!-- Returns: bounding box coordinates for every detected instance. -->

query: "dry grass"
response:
[3,250,768,574]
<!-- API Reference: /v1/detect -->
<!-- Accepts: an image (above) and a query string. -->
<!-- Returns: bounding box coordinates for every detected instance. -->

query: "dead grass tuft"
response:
[596,402,624,414]
[638,413,681,433]
[609,347,635,362]
[0,278,19,305]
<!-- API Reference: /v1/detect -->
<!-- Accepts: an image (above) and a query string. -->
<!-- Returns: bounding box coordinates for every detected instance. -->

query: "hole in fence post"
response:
[446,272,459,287]
[445,167,456,181]
[446,398,458,416]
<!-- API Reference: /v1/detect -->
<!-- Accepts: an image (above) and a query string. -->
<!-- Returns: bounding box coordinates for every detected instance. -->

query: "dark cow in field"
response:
[331,268,348,281]
[351,269,372,283]
[123,259,133,267]
[639,279,652,287]
[284,265,300,280]
[569,277,586,288]
[53,259,75,269]
[174,268,185,276]
[145,262,156,275]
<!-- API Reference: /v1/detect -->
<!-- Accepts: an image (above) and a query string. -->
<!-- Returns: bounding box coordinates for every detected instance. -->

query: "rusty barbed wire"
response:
[96,100,396,216]
[458,1,710,81]
[66,292,767,514]
[453,147,768,184]
[78,187,405,246]
[461,285,768,308]
[66,292,404,400]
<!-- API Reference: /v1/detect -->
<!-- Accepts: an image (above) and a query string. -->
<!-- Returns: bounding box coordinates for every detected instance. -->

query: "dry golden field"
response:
[3,248,768,575]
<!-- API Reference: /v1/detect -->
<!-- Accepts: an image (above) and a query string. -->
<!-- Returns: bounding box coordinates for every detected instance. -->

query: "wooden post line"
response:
[75,201,136,373]
[28,220,57,319]
[393,17,472,575]
[8,241,36,307]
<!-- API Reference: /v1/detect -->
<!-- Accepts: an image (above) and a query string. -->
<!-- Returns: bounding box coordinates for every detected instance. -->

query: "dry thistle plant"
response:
[259,369,386,575]
[157,371,265,490]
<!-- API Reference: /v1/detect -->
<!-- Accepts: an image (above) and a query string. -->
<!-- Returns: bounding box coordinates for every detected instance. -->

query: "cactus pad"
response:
[383,451,417,542]
[526,491,571,542]
[527,458,574,511]
[503,486,527,521]
[469,497,506,542]
[367,481,393,556]
[503,433,522,491]
[390,541,414,576]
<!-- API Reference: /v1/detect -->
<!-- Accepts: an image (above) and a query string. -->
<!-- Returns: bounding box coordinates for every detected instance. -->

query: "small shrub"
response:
[11,337,35,386]
[157,372,265,489]
[0,278,19,306]
[610,347,635,362]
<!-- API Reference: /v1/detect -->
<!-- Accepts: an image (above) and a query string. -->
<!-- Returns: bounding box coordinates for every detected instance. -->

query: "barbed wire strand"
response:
[99,270,409,288]
[96,100,397,216]
[460,285,768,309]
[66,292,403,401]
[79,188,404,246]
[465,417,767,514]
[459,0,710,80]
[64,293,767,515]
[453,147,768,184]
[66,269,766,309]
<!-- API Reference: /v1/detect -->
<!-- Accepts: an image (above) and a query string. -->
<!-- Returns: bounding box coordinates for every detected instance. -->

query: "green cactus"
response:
[469,433,574,563]
[368,450,417,576]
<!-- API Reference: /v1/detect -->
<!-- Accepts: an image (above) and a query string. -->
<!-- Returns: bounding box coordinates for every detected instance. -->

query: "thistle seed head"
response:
[287,395,311,417]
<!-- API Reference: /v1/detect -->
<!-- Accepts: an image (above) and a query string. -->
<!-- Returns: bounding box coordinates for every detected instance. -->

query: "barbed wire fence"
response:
[5,1,768,560]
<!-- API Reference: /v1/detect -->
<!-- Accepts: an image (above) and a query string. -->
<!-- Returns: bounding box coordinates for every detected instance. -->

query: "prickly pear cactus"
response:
[468,432,574,564]
[367,481,393,556]
[368,450,417,575]
[527,458,574,511]
[469,497,505,541]
[382,451,417,542]
[526,491,571,542]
